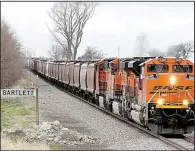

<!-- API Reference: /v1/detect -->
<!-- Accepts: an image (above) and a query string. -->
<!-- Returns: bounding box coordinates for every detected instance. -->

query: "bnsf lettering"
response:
[151,85,193,91]
[175,86,184,90]
[185,86,193,90]
[152,86,163,90]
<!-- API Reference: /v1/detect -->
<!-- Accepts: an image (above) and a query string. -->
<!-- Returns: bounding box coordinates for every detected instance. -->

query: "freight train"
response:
[26,57,194,135]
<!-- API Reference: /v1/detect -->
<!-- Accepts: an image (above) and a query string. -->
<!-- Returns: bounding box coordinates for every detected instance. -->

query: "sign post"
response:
[36,88,39,125]
[36,75,39,125]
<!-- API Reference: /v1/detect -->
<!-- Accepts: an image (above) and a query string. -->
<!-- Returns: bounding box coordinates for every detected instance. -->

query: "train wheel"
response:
[90,96,93,103]
[81,93,84,99]
[85,94,88,100]
[91,97,95,104]
[85,94,89,101]
[83,93,85,99]
[78,92,81,97]
[87,95,90,102]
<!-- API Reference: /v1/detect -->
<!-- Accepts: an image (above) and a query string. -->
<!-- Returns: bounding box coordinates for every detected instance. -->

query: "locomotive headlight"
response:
[169,76,176,85]
[157,98,164,105]
[183,99,188,106]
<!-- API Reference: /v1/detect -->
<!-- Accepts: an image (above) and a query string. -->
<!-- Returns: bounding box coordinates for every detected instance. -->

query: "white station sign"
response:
[1,88,36,98]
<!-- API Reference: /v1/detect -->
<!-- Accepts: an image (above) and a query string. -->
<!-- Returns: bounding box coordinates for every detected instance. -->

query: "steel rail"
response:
[184,136,194,144]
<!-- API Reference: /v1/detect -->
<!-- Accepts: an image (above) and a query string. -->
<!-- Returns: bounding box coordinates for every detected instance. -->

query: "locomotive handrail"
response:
[147,89,194,105]
[186,90,194,103]
[147,91,158,104]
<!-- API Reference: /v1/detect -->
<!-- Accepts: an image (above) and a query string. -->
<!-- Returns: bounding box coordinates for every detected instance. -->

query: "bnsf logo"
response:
[152,85,193,91]
[149,86,193,94]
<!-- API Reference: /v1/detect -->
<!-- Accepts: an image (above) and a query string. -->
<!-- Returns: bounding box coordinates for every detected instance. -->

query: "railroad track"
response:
[29,70,194,151]
[184,135,194,144]
[166,136,194,150]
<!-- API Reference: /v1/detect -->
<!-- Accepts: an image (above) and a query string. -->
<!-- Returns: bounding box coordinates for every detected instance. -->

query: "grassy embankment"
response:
[1,78,51,150]
[1,77,63,150]
[2,78,34,130]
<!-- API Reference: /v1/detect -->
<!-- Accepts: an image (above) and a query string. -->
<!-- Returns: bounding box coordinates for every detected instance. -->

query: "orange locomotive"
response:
[96,57,194,134]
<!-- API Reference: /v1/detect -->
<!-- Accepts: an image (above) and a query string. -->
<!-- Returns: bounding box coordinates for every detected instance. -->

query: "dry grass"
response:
[13,78,32,88]
[1,100,33,129]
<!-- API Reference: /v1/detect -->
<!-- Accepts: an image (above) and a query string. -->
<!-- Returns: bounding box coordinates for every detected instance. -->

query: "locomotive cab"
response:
[143,57,194,134]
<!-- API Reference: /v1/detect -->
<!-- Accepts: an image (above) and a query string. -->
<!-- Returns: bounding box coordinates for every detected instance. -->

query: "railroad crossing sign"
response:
[1,88,36,98]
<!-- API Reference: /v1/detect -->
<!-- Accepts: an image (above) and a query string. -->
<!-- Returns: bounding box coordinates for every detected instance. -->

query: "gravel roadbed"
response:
[24,70,178,150]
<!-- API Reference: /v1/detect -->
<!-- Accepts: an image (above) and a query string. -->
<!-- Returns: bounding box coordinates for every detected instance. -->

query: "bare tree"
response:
[146,41,194,59]
[1,19,24,88]
[166,45,180,57]
[48,44,64,60]
[47,2,98,60]
[78,46,104,60]
[167,41,194,59]
[25,47,36,58]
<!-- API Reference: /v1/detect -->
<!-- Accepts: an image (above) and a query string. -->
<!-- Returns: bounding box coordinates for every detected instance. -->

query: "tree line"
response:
[135,33,194,59]
[1,19,24,88]
[148,40,194,59]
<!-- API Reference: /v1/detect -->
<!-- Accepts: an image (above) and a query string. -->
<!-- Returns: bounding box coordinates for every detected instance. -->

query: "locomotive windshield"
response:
[172,65,193,73]
[147,64,168,73]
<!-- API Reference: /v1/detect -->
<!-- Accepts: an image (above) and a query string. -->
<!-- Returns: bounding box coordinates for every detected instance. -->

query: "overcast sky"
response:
[1,2,194,61]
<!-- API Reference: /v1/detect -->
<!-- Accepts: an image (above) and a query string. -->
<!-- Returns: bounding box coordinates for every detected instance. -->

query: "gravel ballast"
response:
[23,70,182,150]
